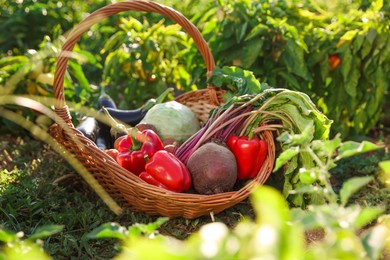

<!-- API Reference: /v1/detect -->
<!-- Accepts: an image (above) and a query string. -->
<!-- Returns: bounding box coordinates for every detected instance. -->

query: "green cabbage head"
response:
[141,101,200,142]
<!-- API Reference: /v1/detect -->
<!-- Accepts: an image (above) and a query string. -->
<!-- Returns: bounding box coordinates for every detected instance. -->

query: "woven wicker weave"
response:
[48,0,275,219]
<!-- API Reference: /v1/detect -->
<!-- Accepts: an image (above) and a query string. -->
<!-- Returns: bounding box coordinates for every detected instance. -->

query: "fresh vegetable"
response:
[135,122,157,133]
[97,87,117,109]
[101,106,129,140]
[75,87,113,142]
[328,54,341,70]
[99,88,172,127]
[164,144,178,154]
[186,142,237,195]
[175,81,332,205]
[101,107,146,127]
[76,87,117,148]
[139,150,191,192]
[162,138,182,154]
[116,129,164,176]
[114,135,127,150]
[95,127,111,150]
[227,135,268,180]
[140,101,200,143]
[104,149,119,161]
[75,117,99,142]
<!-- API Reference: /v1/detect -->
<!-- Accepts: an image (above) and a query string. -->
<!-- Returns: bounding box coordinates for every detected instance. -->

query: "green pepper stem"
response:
[127,127,142,151]
[130,135,141,151]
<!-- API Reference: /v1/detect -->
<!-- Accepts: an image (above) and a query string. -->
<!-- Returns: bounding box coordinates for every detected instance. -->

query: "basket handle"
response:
[53,0,215,118]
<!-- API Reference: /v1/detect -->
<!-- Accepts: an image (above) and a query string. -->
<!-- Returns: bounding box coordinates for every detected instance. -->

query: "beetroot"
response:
[186,142,237,195]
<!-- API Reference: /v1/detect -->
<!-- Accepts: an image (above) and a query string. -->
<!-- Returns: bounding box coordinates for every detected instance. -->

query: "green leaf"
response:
[0,229,17,243]
[291,123,314,145]
[370,0,383,11]
[312,137,341,157]
[340,49,352,83]
[340,29,359,41]
[283,172,294,197]
[352,33,365,54]
[278,123,314,146]
[339,176,373,206]
[291,184,323,195]
[251,186,290,227]
[102,31,127,54]
[336,141,381,160]
[278,71,301,90]
[354,207,384,230]
[68,61,90,89]
[290,208,319,229]
[361,222,388,260]
[0,55,29,67]
[344,64,360,97]
[207,66,261,96]
[299,168,317,184]
[244,23,269,41]
[273,146,300,171]
[360,39,373,60]
[281,38,311,80]
[366,28,377,45]
[77,50,102,68]
[136,217,169,235]
[379,160,390,174]
[378,35,390,65]
[242,38,263,68]
[87,223,128,240]
[236,21,248,43]
[27,225,64,241]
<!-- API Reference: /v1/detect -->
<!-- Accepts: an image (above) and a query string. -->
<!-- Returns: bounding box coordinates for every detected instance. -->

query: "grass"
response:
[0,128,389,259]
[0,133,255,259]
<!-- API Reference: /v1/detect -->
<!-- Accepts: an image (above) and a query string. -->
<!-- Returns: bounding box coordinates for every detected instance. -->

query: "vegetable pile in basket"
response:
[75,66,332,196]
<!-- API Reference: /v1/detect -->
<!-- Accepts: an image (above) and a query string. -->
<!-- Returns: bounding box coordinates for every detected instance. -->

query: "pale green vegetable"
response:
[141,101,200,142]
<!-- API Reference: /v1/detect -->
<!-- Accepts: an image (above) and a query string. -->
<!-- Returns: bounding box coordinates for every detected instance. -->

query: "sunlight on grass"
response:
[0,96,122,215]
[0,169,22,195]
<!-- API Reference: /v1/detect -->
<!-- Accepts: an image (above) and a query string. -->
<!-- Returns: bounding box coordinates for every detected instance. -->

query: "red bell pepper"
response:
[227,135,268,180]
[116,129,164,176]
[139,150,191,192]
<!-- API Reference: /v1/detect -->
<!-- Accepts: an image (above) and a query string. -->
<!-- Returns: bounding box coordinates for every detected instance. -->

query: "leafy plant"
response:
[0,0,113,55]
[87,186,390,259]
[0,224,63,259]
[275,123,382,207]
[0,30,102,134]
[100,16,199,109]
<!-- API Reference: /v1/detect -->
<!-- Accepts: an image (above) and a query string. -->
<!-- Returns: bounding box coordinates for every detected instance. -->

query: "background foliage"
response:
[0,0,389,258]
[1,0,389,138]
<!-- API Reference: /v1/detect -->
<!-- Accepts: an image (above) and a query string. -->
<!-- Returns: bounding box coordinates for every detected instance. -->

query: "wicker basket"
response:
[48,0,276,219]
